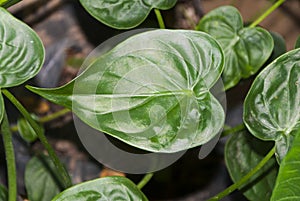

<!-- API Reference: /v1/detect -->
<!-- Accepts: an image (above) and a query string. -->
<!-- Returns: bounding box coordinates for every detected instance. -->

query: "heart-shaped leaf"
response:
[197,6,273,90]
[79,0,177,29]
[244,48,300,162]
[0,8,44,88]
[52,176,148,201]
[25,155,62,201]
[271,129,300,201]
[225,130,278,200]
[28,29,225,152]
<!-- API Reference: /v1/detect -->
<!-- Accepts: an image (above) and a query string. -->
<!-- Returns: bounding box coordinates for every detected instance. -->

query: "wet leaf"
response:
[271,129,300,201]
[225,130,278,200]
[25,155,62,201]
[79,0,177,29]
[52,177,148,201]
[244,48,300,162]
[0,8,44,88]
[197,6,273,89]
[28,29,225,152]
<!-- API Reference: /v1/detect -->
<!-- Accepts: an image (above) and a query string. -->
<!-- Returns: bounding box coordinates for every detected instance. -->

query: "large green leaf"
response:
[0,184,7,201]
[197,6,273,90]
[28,29,225,152]
[225,130,278,200]
[79,0,177,29]
[271,129,300,201]
[244,48,300,162]
[25,155,62,201]
[0,8,44,88]
[0,90,3,123]
[52,176,148,201]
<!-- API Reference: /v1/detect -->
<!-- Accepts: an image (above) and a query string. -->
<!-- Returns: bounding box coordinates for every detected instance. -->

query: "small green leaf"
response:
[225,130,278,200]
[0,0,21,8]
[25,155,62,201]
[52,176,148,201]
[27,29,225,153]
[0,90,3,123]
[197,6,273,89]
[79,0,177,29]
[295,35,300,49]
[17,115,41,143]
[0,8,45,88]
[0,184,7,201]
[244,48,300,162]
[271,129,300,201]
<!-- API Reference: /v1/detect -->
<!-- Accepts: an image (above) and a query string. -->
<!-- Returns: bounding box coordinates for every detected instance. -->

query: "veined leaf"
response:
[28,29,225,153]
[271,129,300,201]
[79,0,177,29]
[225,130,278,200]
[244,48,300,162]
[197,6,273,90]
[0,184,7,201]
[25,155,62,201]
[0,8,44,88]
[52,176,148,201]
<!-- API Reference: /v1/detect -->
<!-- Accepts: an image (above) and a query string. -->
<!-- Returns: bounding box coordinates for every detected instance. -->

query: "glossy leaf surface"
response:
[0,8,44,88]
[225,130,277,200]
[244,49,300,162]
[28,29,225,152]
[25,155,62,201]
[52,177,148,201]
[271,129,300,201]
[197,6,273,89]
[79,0,177,29]
[0,185,7,201]
[17,115,41,143]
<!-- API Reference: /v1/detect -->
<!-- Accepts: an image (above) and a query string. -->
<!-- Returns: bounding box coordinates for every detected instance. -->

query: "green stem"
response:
[137,173,154,189]
[222,123,245,137]
[2,89,72,188]
[10,108,70,132]
[207,146,276,201]
[1,0,22,8]
[154,9,165,29]
[1,112,17,201]
[249,0,285,28]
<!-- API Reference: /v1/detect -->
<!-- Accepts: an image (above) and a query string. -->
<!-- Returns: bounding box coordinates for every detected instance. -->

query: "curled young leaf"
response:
[28,29,225,153]
[271,129,300,201]
[244,48,300,162]
[225,130,277,200]
[0,8,44,88]
[197,6,273,90]
[79,0,177,29]
[52,177,148,201]
[17,115,41,143]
